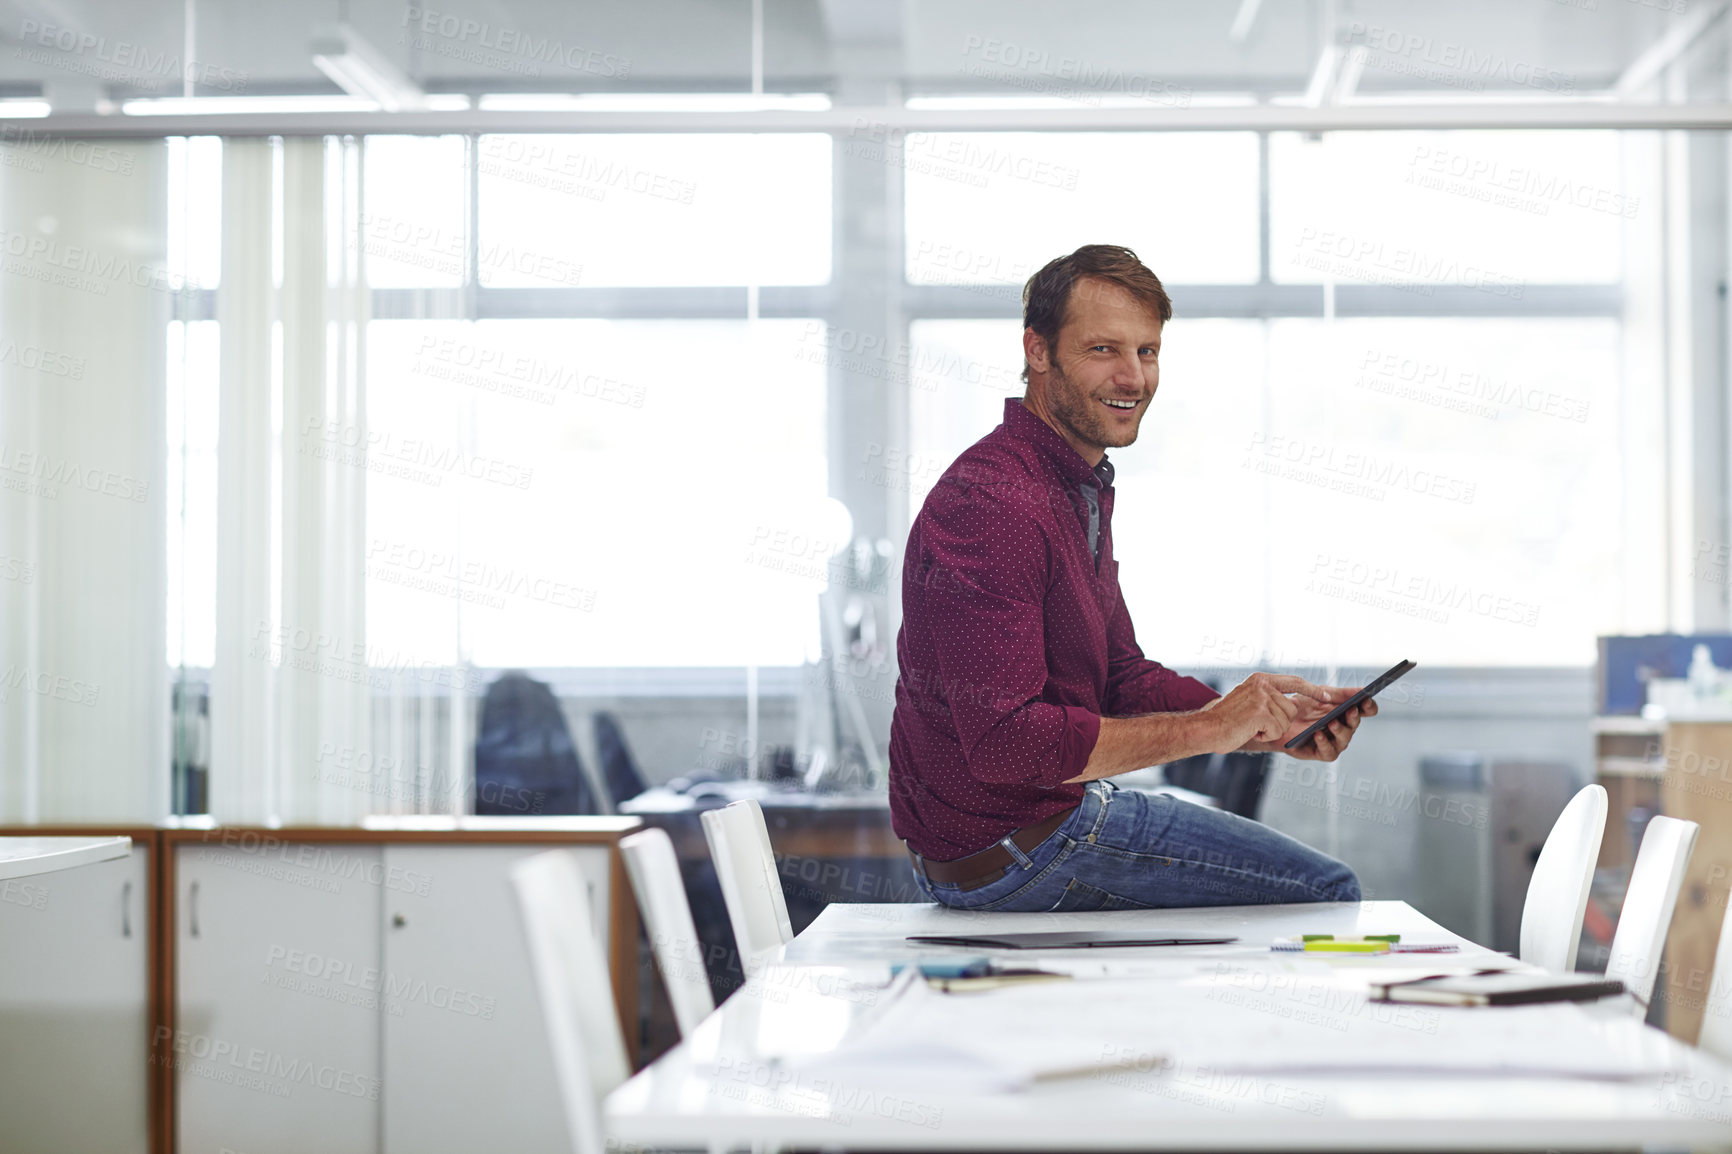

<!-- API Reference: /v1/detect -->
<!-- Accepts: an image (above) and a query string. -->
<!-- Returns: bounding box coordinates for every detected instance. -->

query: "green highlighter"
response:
[1300,933,1400,941]
[1284,934,1401,953]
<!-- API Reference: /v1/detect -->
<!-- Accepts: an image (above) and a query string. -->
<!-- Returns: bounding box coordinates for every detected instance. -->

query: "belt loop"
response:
[999,835,1035,869]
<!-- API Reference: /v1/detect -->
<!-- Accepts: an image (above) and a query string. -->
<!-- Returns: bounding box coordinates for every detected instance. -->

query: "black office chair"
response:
[592,710,650,809]
[474,671,598,815]
[1159,750,1270,819]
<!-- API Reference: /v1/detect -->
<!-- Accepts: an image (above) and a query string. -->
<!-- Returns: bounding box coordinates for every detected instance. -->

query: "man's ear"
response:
[1022,327,1051,376]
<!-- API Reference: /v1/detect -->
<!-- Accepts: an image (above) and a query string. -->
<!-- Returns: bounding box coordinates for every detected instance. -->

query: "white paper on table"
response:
[1070,976,1682,1080]
[776,974,1686,1092]
[784,974,1163,1093]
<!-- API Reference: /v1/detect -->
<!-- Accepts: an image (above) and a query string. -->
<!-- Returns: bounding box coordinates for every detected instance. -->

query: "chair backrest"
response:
[476,671,598,815]
[1605,815,1700,1011]
[620,827,716,1037]
[1696,900,1732,1064]
[1215,751,1271,819]
[700,798,793,971]
[510,849,630,1154]
[1519,783,1608,971]
[593,711,649,809]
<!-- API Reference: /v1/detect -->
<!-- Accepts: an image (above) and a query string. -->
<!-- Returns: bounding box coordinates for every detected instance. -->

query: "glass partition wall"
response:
[152,130,838,823]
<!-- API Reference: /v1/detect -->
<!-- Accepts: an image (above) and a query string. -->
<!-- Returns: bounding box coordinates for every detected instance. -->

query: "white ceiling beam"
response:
[19,101,1732,137]
[1334,45,1370,103]
[1228,0,1264,43]
[1303,44,1343,107]
[310,25,426,112]
[1616,1,1730,97]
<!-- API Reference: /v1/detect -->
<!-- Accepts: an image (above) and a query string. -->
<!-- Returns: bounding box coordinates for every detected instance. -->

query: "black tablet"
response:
[1283,659,1416,750]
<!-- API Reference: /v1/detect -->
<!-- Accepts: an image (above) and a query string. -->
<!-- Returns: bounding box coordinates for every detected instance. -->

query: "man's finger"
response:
[1258,674,1332,702]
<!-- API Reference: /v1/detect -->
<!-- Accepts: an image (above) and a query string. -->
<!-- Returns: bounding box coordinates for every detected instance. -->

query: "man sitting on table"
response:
[889,243,1372,913]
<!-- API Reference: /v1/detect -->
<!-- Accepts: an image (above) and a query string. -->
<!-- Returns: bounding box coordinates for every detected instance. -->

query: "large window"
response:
[365,318,828,669]
[479,134,832,287]
[905,132,1260,286]
[1270,130,1625,286]
[131,120,1672,823]
[150,131,838,818]
[905,128,1658,669]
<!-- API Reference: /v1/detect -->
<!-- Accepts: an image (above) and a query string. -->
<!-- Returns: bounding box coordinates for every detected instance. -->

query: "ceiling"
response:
[0,0,1721,104]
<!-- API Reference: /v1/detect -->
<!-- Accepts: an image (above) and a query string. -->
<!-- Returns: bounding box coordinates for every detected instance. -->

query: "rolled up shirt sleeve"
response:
[918,485,1102,788]
[1104,587,1220,716]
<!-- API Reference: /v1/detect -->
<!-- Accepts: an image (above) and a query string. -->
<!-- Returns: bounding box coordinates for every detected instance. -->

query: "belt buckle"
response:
[998,833,1035,870]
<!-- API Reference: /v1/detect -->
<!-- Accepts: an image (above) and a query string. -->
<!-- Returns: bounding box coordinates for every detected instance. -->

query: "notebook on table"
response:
[1369,971,1626,1007]
[906,931,1238,950]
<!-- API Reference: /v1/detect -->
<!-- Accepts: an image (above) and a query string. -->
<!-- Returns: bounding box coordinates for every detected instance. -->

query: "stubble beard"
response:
[1046,359,1143,452]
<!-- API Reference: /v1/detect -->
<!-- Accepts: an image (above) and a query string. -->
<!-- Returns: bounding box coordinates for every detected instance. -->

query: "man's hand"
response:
[1200,673,1335,753]
[1240,685,1380,762]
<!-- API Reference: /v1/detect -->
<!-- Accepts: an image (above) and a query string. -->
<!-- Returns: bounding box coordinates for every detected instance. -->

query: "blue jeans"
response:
[912,781,1361,912]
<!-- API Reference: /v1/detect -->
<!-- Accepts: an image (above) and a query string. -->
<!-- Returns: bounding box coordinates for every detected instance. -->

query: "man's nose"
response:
[1112,350,1143,387]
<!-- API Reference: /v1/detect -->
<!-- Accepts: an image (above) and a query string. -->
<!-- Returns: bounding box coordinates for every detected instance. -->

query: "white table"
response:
[607,900,1732,1151]
[0,836,130,880]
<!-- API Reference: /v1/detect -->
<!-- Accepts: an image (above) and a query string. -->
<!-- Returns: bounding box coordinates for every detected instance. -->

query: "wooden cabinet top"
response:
[0,818,641,844]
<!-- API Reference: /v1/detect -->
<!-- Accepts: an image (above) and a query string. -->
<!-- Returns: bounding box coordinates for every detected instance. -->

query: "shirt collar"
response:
[1003,398,1113,489]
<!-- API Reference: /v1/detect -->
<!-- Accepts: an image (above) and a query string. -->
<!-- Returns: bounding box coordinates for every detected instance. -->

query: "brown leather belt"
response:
[910,805,1077,891]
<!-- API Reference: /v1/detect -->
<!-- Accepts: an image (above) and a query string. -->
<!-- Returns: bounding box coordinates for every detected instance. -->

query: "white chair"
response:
[1519,783,1608,972]
[700,798,793,973]
[1696,902,1732,1064]
[1605,815,1700,1013]
[510,849,631,1154]
[620,827,716,1037]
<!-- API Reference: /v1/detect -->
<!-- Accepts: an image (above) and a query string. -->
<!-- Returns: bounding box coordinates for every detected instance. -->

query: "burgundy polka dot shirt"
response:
[888,398,1218,861]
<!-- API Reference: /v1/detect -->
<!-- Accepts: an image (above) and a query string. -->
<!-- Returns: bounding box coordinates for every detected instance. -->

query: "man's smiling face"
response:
[1022,275,1163,465]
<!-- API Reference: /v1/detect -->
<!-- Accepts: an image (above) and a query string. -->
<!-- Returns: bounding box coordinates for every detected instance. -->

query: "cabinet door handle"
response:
[189,880,200,939]
[121,880,132,939]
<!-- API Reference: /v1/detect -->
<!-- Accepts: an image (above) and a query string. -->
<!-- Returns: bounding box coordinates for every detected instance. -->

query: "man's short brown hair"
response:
[1021,244,1172,383]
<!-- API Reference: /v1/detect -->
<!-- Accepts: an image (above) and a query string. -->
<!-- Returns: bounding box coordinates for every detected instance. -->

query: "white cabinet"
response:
[174,841,384,1154]
[170,829,632,1154]
[0,843,151,1154]
[380,844,614,1154]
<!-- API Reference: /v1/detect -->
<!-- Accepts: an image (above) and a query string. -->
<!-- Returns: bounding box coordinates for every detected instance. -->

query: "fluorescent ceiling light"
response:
[121,93,468,115]
[0,100,50,118]
[477,92,830,112]
[125,95,381,114]
[1271,89,1619,107]
[906,94,1256,110]
[311,25,426,111]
